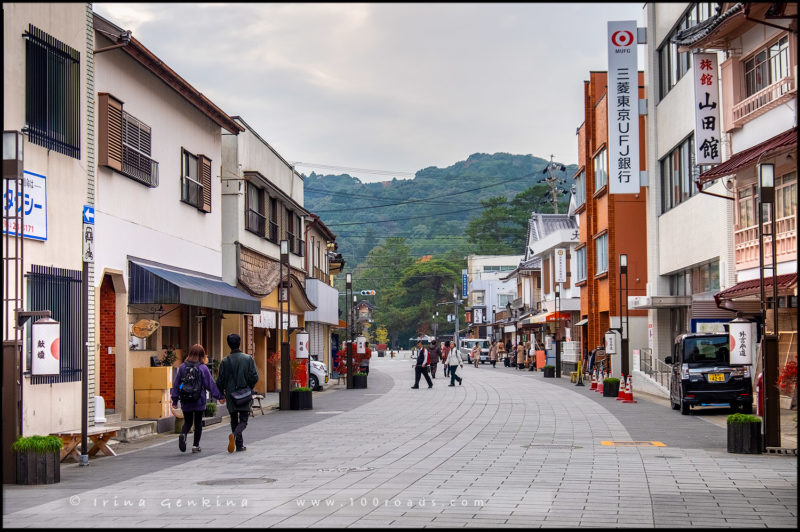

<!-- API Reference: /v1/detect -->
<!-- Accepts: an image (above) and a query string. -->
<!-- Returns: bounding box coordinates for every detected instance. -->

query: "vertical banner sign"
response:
[605,331,617,354]
[462,270,468,298]
[356,336,366,355]
[295,330,310,359]
[554,248,567,283]
[473,307,484,324]
[607,21,640,194]
[728,319,754,365]
[32,318,60,375]
[693,53,721,164]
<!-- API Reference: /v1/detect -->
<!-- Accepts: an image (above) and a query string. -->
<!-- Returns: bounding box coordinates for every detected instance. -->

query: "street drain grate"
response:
[317,466,375,473]
[601,441,666,447]
[197,478,275,486]
[522,444,582,449]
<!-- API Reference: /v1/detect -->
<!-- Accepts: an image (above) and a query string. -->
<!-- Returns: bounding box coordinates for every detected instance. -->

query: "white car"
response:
[309,359,329,391]
[459,339,491,364]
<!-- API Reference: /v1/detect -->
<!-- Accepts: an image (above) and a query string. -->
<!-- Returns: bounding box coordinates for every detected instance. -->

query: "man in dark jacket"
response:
[216,333,259,453]
[411,340,433,389]
[429,339,442,378]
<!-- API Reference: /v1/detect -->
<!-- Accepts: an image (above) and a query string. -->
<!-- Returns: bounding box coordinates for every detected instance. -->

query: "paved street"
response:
[3,354,797,528]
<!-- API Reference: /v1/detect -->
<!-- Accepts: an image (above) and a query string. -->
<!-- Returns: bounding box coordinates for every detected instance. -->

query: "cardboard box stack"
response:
[133,367,174,419]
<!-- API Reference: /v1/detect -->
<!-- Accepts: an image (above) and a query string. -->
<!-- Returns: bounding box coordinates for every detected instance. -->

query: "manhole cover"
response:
[522,444,582,449]
[197,478,275,486]
[317,466,375,473]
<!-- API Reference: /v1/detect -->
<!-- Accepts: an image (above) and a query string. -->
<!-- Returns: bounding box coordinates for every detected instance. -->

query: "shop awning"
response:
[523,311,571,325]
[574,318,589,326]
[714,273,797,302]
[697,127,797,184]
[129,261,261,314]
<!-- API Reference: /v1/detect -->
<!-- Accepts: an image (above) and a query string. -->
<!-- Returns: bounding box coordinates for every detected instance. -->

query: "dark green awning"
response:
[129,261,260,314]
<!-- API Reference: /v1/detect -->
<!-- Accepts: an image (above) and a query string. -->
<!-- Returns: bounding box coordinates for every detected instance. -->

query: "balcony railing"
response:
[734,215,797,267]
[268,221,278,243]
[122,144,158,187]
[296,238,305,257]
[245,209,266,237]
[639,348,671,390]
[313,266,328,282]
[733,76,796,126]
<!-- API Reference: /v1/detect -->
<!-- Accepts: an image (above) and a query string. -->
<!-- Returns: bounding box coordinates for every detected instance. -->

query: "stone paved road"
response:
[3,355,797,528]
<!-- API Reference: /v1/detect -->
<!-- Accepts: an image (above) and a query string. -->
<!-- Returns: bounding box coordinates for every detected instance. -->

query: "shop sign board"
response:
[692,52,721,165]
[2,170,47,240]
[32,318,60,375]
[607,21,640,194]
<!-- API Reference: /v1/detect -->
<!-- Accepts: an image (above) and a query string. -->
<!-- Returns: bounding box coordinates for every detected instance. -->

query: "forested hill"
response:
[303,152,578,268]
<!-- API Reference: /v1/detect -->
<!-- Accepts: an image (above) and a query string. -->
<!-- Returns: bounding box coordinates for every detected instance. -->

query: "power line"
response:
[293,162,415,177]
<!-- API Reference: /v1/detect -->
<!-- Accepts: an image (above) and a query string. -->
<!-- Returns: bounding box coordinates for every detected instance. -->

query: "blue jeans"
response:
[449,365,462,385]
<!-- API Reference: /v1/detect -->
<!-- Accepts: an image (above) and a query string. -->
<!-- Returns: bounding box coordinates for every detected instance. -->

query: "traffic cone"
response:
[589,369,597,390]
[616,374,627,400]
[622,375,637,403]
[597,371,604,394]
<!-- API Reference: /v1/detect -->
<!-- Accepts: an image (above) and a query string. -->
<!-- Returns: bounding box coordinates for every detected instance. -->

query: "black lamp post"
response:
[345,273,353,390]
[619,253,629,378]
[279,240,290,410]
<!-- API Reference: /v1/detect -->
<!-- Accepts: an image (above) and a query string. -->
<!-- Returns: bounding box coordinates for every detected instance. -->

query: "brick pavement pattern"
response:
[3,355,797,528]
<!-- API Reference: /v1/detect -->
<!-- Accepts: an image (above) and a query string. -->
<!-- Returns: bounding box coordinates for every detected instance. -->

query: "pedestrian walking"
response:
[411,340,433,389]
[442,340,451,378]
[501,342,509,367]
[489,340,498,368]
[471,343,481,368]
[517,342,526,370]
[429,339,441,378]
[528,341,538,371]
[171,344,224,454]
[447,344,464,386]
[216,333,259,453]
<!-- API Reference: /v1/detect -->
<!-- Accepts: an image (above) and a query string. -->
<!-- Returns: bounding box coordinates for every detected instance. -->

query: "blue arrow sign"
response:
[83,205,95,225]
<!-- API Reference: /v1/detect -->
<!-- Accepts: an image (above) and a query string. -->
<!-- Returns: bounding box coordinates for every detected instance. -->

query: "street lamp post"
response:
[619,254,630,378]
[279,240,290,410]
[346,273,353,390]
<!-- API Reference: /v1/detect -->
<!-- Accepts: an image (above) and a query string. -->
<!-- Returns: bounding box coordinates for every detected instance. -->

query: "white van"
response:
[459,338,490,364]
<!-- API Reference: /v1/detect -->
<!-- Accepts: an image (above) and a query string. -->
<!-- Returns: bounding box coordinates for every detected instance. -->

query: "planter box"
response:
[353,375,368,389]
[543,367,555,378]
[779,395,792,410]
[16,451,60,485]
[202,416,221,427]
[727,421,762,454]
[289,390,313,410]
[603,382,620,397]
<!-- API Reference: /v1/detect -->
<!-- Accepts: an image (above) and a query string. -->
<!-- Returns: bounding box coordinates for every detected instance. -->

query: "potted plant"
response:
[13,435,63,485]
[289,386,313,410]
[727,413,762,454]
[777,359,797,410]
[202,401,221,426]
[542,365,555,378]
[603,377,620,398]
[353,371,368,389]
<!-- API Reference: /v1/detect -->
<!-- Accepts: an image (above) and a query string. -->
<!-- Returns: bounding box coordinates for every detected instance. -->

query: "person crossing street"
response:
[411,340,433,389]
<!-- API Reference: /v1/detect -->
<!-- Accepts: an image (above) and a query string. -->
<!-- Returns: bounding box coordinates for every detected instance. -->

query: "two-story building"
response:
[466,254,521,340]
[92,13,261,421]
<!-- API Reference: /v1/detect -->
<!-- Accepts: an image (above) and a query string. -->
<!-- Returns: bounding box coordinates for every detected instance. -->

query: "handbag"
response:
[230,387,252,407]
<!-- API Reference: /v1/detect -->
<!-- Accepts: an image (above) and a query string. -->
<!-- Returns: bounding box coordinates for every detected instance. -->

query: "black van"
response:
[665,333,753,415]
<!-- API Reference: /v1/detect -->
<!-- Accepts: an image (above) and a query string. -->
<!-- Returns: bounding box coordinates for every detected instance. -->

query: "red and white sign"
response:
[692,52,721,164]
[31,318,60,375]
[295,330,310,359]
[607,20,640,194]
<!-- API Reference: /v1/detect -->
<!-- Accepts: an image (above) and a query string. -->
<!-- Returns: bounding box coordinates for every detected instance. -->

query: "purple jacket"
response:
[170,362,223,412]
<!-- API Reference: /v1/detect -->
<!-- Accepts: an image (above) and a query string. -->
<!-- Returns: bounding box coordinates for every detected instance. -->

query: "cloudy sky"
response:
[94,3,644,183]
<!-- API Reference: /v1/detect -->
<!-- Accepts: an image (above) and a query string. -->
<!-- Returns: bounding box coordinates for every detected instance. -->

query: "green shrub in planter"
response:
[291,386,312,392]
[13,436,63,485]
[603,377,620,397]
[289,388,313,409]
[204,402,217,418]
[727,414,762,454]
[353,373,368,389]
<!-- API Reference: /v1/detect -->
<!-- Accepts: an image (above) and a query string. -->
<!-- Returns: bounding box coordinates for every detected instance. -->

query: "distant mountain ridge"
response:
[303,152,578,267]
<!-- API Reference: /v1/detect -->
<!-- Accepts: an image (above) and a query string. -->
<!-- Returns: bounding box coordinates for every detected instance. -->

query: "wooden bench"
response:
[52,426,120,462]
[250,394,265,417]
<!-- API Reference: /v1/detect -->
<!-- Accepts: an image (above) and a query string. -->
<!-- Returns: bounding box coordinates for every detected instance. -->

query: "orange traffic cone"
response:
[616,374,627,400]
[622,375,637,403]
[589,369,597,390]
[597,371,604,393]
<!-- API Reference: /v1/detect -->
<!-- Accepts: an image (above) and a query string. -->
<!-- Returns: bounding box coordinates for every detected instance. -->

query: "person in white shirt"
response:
[447,344,464,386]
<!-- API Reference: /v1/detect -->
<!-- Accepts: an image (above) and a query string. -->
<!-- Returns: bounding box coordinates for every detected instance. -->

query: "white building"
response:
[466,254,521,338]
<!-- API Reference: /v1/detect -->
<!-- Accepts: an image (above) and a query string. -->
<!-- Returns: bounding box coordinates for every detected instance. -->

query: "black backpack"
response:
[178,364,202,402]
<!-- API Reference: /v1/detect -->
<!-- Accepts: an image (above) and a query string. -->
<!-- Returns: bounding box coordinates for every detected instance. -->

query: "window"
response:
[574,170,586,207]
[180,149,211,212]
[737,187,756,228]
[668,260,720,296]
[594,148,607,192]
[98,93,158,187]
[776,171,797,220]
[658,3,717,101]
[269,197,278,242]
[483,265,516,273]
[24,25,81,159]
[660,135,704,213]
[595,233,608,275]
[576,247,587,282]
[246,181,266,236]
[497,293,514,308]
[744,36,789,97]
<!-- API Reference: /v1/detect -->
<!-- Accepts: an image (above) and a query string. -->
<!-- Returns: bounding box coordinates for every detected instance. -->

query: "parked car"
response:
[309,358,328,391]
[665,333,753,415]
[459,339,490,364]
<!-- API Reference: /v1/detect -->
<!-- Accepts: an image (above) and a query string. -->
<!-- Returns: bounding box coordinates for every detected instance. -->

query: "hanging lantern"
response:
[295,329,309,359]
[356,335,366,355]
[32,318,60,375]
[728,317,754,365]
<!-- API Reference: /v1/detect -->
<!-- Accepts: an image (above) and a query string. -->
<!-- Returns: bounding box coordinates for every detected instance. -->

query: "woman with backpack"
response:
[170,344,224,454]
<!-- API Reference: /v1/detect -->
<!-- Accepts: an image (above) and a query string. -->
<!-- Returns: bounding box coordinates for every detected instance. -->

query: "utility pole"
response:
[540,154,568,214]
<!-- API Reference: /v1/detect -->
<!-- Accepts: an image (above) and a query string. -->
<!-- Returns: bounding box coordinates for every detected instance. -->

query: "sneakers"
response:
[235,446,247,452]
[227,434,236,453]
[178,433,187,453]
[448,384,455,387]
[192,446,201,453]
[410,386,419,389]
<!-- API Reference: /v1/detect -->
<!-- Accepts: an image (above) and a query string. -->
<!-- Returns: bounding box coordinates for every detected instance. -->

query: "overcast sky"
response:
[94,3,645,183]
